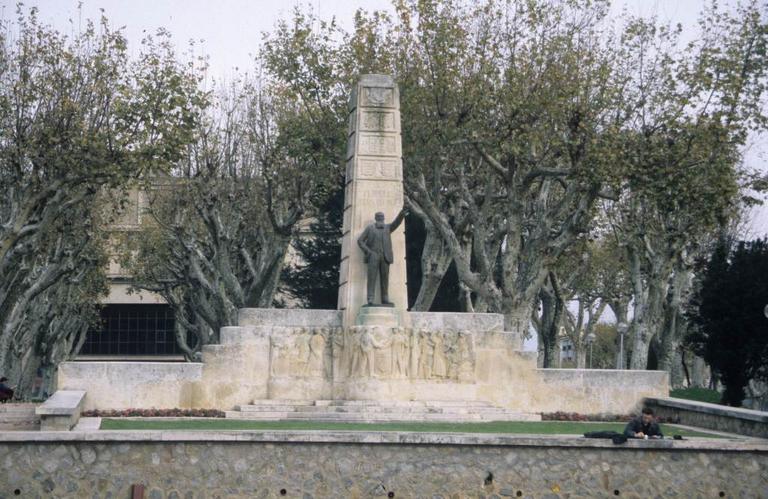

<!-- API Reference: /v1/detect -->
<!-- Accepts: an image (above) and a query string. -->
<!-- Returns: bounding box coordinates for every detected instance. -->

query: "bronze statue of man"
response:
[357,209,406,306]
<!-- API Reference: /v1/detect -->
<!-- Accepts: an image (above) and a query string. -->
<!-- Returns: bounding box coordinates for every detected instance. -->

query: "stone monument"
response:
[53,74,669,418]
[337,74,408,328]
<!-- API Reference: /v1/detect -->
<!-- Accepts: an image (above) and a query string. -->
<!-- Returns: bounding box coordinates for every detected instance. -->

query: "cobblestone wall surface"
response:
[1,433,766,498]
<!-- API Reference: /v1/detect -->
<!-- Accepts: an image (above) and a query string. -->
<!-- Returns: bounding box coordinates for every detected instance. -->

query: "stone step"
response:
[0,404,38,413]
[322,400,495,408]
[249,399,316,406]
[226,411,480,420]
[0,422,39,431]
[0,404,41,431]
[225,411,538,422]
[0,408,38,416]
[282,413,486,422]
[235,410,522,421]
[0,413,40,420]
[229,399,541,423]
[240,402,507,415]
[295,406,511,415]
[236,405,301,413]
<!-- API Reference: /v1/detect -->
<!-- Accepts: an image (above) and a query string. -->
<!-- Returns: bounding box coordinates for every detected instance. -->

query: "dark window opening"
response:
[80,304,182,356]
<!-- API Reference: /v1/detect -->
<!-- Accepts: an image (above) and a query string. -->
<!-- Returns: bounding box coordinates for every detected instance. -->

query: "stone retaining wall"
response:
[1,431,765,498]
[646,396,768,438]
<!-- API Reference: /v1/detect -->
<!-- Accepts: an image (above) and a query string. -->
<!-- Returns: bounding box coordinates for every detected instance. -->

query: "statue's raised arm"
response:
[388,206,408,233]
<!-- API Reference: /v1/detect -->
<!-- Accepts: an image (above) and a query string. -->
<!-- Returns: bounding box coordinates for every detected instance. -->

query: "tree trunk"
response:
[628,247,671,370]
[629,319,653,370]
[575,342,587,369]
[692,355,709,388]
[657,265,691,375]
[505,301,534,338]
[609,300,630,369]
[669,349,686,389]
[412,224,452,311]
[536,289,558,368]
[458,283,473,312]
[254,236,292,309]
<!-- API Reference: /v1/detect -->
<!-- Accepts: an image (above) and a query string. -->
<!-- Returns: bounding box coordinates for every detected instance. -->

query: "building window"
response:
[80,304,181,356]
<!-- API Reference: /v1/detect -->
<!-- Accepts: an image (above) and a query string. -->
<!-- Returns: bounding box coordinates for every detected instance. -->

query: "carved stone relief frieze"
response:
[268,326,476,382]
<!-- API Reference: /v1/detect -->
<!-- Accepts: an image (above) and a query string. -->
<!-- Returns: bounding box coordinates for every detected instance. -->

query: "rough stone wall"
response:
[1,440,765,498]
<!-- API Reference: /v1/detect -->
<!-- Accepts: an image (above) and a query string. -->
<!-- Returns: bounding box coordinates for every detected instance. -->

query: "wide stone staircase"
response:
[225,399,540,423]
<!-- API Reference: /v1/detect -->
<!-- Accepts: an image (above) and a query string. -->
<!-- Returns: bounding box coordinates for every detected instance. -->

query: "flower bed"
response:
[541,411,670,423]
[82,408,225,418]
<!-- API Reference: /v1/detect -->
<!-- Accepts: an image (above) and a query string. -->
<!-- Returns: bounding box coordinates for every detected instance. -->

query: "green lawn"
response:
[670,387,722,404]
[100,418,722,437]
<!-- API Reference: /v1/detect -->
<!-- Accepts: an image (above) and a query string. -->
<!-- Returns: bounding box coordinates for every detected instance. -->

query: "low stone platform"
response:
[226,399,541,422]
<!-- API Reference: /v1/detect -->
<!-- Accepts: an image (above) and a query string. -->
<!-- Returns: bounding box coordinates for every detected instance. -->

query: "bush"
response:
[670,387,721,404]
[540,411,670,423]
[82,408,225,418]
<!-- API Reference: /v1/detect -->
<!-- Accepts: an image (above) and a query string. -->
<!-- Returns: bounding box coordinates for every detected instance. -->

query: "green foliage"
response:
[589,323,620,370]
[404,214,463,311]
[279,184,344,310]
[604,1,768,369]
[125,71,344,354]
[688,238,768,406]
[670,387,722,405]
[0,5,203,393]
[263,0,627,319]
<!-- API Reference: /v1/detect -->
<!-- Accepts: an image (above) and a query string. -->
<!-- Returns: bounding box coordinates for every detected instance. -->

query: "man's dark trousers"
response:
[366,251,389,304]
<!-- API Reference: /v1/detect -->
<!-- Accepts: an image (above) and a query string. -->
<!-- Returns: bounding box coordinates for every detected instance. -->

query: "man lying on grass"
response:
[624,407,663,439]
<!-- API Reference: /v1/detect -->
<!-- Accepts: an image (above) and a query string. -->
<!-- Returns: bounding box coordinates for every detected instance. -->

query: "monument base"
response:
[56,308,669,416]
[357,306,399,327]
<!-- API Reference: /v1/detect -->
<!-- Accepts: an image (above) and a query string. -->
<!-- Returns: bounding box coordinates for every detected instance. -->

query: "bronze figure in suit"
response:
[357,210,406,306]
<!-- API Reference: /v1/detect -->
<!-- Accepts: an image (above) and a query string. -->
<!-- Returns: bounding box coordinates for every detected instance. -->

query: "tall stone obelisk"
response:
[337,75,407,328]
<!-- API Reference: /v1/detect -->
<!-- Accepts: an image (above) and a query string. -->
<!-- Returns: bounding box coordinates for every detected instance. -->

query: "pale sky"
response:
[2,0,766,236]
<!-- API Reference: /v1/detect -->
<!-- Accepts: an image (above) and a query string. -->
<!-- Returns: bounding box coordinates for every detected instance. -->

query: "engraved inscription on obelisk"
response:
[338,75,407,328]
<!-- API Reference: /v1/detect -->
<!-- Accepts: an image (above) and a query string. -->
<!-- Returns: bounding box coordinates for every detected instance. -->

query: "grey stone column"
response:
[337,75,408,328]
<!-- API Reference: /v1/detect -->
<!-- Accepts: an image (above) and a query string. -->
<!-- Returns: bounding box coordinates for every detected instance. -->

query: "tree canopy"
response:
[688,238,768,406]
[0,7,201,394]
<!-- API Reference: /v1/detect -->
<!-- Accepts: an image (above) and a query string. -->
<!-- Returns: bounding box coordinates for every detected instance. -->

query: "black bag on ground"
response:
[583,430,627,444]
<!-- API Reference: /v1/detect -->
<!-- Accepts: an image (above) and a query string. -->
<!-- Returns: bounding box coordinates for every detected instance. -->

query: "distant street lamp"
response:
[586,332,597,369]
[617,322,629,370]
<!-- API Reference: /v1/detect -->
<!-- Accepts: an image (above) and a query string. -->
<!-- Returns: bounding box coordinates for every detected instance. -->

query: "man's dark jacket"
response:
[623,417,663,438]
[0,383,13,402]
[358,224,395,264]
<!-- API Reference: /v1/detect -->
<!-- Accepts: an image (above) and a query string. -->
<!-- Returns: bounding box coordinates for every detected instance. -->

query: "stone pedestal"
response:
[337,74,408,328]
[57,308,670,414]
[357,306,399,327]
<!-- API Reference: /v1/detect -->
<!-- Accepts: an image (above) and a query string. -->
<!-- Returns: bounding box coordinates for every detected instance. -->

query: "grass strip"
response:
[100,418,723,438]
